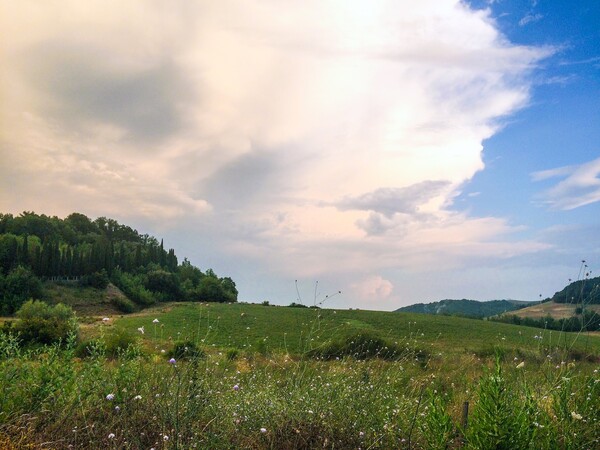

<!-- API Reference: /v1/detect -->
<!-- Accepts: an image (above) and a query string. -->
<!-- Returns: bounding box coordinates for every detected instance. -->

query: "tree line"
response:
[0,212,237,314]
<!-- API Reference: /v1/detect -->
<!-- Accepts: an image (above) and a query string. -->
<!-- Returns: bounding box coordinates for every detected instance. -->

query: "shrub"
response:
[167,340,206,360]
[0,266,43,315]
[74,338,104,358]
[111,269,154,308]
[80,270,109,289]
[103,328,140,358]
[13,300,77,345]
[110,295,137,313]
[288,302,307,308]
[145,269,181,299]
[309,331,408,360]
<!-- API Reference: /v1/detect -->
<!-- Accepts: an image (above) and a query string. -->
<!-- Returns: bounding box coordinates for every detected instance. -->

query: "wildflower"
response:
[108,433,115,439]
[152,318,160,323]
[106,393,115,401]
[138,326,145,334]
[133,395,142,400]
[260,428,267,433]
[114,406,120,412]
[169,358,177,364]
[571,411,583,420]
[163,435,169,441]
[359,431,365,438]
[516,361,525,369]
[233,384,239,391]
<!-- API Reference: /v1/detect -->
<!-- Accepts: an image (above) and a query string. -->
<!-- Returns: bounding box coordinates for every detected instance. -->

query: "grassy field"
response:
[99,302,600,359]
[2,300,600,449]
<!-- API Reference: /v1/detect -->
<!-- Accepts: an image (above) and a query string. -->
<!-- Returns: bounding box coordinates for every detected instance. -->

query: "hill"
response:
[508,301,600,320]
[100,301,600,358]
[395,298,531,318]
[0,211,238,315]
[549,275,600,304]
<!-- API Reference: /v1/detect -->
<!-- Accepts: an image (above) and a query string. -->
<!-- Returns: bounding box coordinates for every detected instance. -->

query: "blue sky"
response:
[1,0,598,309]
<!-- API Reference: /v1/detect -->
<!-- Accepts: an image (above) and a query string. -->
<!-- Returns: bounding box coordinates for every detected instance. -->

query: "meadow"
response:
[1,302,599,449]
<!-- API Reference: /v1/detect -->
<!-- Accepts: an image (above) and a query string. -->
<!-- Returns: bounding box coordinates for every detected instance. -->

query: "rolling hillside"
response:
[395,298,532,318]
[97,301,600,358]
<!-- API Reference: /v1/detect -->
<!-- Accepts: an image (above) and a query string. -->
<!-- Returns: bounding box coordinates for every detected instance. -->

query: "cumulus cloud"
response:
[351,275,394,301]
[532,158,600,210]
[334,181,452,218]
[0,0,553,305]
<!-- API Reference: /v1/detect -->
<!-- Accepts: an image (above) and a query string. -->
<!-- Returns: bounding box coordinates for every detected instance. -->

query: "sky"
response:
[1,0,599,310]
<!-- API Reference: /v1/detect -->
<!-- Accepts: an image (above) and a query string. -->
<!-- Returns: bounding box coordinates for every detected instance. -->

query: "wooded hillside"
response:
[0,211,237,314]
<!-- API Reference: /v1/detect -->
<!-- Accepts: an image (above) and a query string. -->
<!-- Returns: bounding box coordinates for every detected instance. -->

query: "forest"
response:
[0,211,237,314]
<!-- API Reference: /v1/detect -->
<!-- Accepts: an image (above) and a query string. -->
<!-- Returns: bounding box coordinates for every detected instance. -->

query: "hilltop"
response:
[395,298,531,318]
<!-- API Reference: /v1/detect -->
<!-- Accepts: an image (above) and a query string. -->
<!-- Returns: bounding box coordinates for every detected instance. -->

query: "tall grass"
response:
[1,327,599,448]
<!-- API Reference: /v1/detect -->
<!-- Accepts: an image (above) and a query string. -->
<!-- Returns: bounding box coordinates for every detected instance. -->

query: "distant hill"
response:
[396,299,532,318]
[549,275,600,304]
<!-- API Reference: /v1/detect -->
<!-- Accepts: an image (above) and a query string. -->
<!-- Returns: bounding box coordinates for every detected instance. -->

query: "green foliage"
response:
[13,300,77,345]
[466,356,536,449]
[80,269,109,289]
[288,302,308,308]
[552,276,600,304]
[0,211,237,313]
[0,265,43,314]
[110,294,137,313]
[103,328,140,358]
[167,340,206,360]
[420,389,456,449]
[187,275,237,303]
[111,268,155,307]
[309,331,408,360]
[397,299,529,318]
[145,269,181,299]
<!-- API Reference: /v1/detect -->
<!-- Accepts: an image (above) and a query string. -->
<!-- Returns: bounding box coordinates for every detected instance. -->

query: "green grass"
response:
[2,301,600,449]
[109,302,600,359]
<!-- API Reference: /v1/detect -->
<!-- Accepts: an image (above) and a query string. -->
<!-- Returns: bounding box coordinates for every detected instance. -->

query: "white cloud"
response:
[0,0,554,306]
[351,275,394,302]
[519,13,543,26]
[532,158,600,210]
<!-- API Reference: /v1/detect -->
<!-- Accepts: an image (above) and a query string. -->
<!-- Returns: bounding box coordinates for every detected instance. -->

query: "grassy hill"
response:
[395,298,531,318]
[94,301,600,359]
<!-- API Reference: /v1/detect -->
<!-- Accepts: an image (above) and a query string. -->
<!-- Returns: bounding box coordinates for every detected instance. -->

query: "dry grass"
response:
[509,302,600,319]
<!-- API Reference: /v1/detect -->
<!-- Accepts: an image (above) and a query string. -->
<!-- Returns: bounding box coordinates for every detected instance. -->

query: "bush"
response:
[110,295,137,313]
[104,328,140,358]
[111,269,155,307]
[0,266,43,315]
[74,338,104,358]
[145,269,181,299]
[80,270,109,289]
[309,331,409,361]
[167,340,206,360]
[13,300,77,345]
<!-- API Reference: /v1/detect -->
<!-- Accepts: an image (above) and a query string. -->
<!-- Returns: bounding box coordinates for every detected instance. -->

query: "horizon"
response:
[1,0,599,310]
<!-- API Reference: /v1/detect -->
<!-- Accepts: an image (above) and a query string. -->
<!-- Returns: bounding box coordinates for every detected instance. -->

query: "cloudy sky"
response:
[1,0,599,309]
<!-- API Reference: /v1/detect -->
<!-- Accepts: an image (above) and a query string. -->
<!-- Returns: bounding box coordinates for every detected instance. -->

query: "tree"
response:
[145,269,181,300]
[0,266,43,314]
[14,300,77,345]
